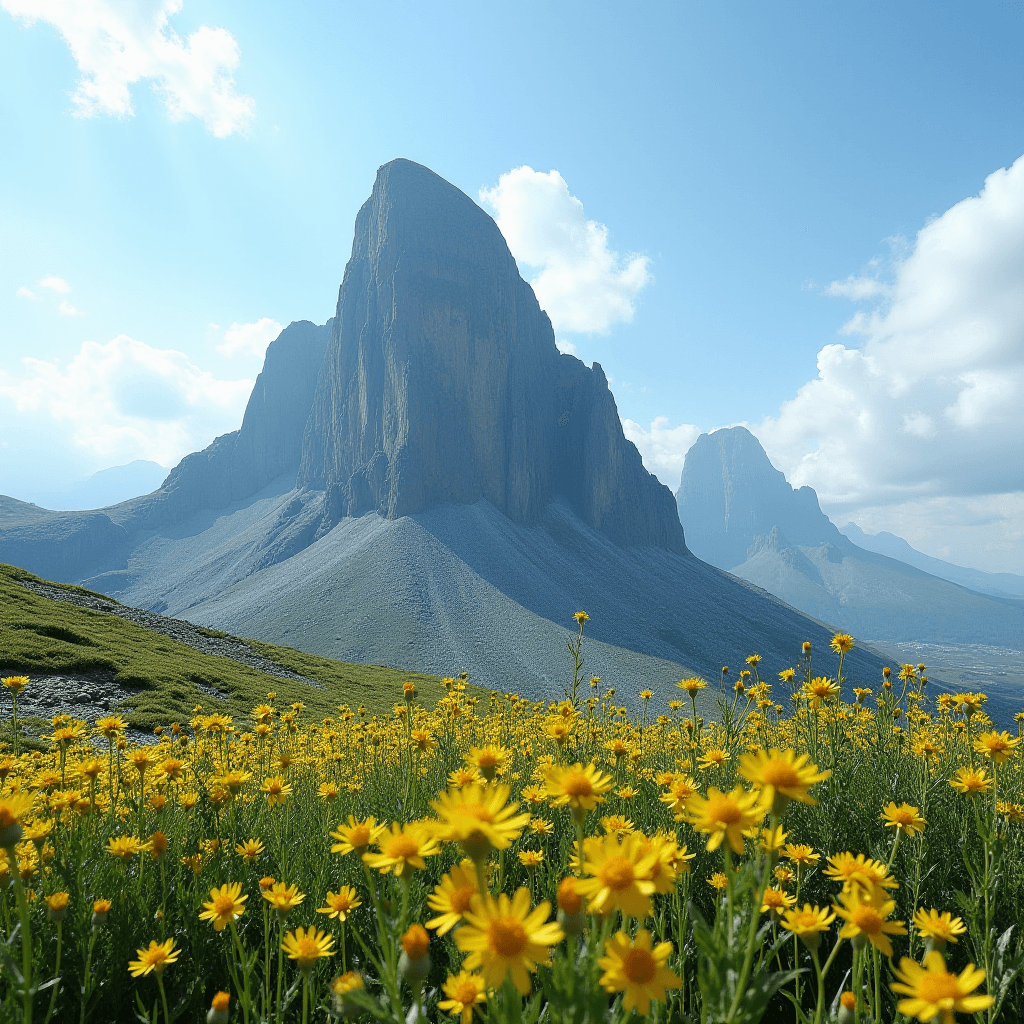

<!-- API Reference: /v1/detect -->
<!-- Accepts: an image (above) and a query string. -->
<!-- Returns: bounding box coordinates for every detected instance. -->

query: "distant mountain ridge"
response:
[839,522,1024,601]
[0,159,888,696]
[676,427,1024,649]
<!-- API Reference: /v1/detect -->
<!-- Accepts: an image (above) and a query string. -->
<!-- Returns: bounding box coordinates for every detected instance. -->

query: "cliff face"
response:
[297,159,684,553]
[121,319,332,527]
[676,426,844,569]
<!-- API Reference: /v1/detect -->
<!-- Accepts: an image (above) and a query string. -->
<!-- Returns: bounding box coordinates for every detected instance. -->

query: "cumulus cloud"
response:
[0,335,253,470]
[823,274,891,300]
[755,154,1024,532]
[621,416,701,488]
[37,275,71,294]
[215,318,283,360]
[1,0,254,136]
[480,167,651,335]
[57,299,84,316]
[16,286,37,300]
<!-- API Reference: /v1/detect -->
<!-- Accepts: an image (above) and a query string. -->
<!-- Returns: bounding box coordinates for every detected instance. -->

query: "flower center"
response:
[214,894,236,916]
[562,772,594,798]
[852,906,883,934]
[760,761,801,788]
[918,972,961,1003]
[600,856,636,890]
[450,886,476,914]
[488,916,528,957]
[477,753,499,768]
[460,803,494,823]
[388,835,419,859]
[621,948,657,984]
[454,980,480,1004]
[349,826,371,847]
[707,796,742,826]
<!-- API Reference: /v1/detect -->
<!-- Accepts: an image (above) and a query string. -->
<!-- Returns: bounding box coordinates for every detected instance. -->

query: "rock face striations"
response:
[298,159,684,553]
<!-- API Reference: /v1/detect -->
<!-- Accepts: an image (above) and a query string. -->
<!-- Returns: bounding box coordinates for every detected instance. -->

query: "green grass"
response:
[0,562,451,730]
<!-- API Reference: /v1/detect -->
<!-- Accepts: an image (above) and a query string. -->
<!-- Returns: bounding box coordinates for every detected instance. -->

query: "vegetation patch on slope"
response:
[0,563,449,732]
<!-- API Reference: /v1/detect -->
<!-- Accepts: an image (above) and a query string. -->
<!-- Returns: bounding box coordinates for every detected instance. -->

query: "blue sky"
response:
[2,1,1023,572]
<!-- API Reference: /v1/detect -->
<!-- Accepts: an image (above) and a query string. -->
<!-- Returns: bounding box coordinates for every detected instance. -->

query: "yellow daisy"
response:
[199,882,248,931]
[427,783,531,861]
[683,785,767,854]
[891,950,993,1022]
[597,929,681,1016]
[575,832,658,919]
[738,748,831,814]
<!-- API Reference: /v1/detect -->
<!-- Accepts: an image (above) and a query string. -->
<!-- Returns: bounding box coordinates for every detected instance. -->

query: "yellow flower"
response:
[330,815,386,856]
[758,825,789,854]
[106,836,151,862]
[45,890,70,921]
[738,748,831,814]
[199,882,248,932]
[518,849,544,869]
[544,763,614,818]
[659,776,698,821]
[707,872,729,891]
[761,887,796,916]
[683,785,767,854]
[260,776,292,805]
[677,677,707,694]
[235,839,265,862]
[914,909,967,950]
[891,950,993,1022]
[880,802,927,837]
[783,843,820,867]
[949,767,991,796]
[575,833,658,919]
[782,904,836,949]
[454,887,563,995]
[282,926,335,975]
[128,938,179,977]
[2,675,29,693]
[317,886,361,921]
[362,823,438,878]
[835,888,906,957]
[697,748,730,771]
[262,881,305,918]
[465,744,511,782]
[427,783,531,860]
[973,730,1020,763]
[597,929,681,1016]
[823,853,898,897]
[0,793,34,847]
[428,860,483,933]
[803,677,841,708]
[830,633,855,654]
[438,971,487,1024]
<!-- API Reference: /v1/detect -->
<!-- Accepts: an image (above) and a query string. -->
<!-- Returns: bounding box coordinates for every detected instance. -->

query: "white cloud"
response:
[1,0,254,137]
[480,167,651,335]
[57,299,84,316]
[823,274,891,300]
[215,318,283,360]
[36,275,71,294]
[621,416,701,488]
[16,286,37,300]
[755,153,1024,528]
[0,334,253,470]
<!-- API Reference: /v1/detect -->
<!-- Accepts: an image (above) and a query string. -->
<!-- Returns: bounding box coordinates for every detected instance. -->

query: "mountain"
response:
[839,522,1024,602]
[676,427,1024,649]
[0,159,891,697]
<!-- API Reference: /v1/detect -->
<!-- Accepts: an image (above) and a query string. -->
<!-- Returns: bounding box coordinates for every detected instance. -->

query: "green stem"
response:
[156,973,171,1024]
[43,920,62,1024]
[13,869,33,1024]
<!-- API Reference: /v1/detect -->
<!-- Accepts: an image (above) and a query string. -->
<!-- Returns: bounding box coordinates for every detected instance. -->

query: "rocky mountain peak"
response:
[297,159,685,553]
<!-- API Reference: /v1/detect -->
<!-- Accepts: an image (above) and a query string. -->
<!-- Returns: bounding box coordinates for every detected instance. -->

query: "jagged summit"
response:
[298,159,685,552]
[676,426,843,568]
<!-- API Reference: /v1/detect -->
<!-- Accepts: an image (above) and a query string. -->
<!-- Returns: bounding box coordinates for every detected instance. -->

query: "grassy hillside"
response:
[0,562,450,731]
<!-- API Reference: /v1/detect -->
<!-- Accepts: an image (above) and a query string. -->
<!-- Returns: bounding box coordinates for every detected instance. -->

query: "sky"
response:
[1,1,1023,573]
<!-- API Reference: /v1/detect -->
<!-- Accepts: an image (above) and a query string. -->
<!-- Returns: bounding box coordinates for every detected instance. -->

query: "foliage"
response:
[0,607,1022,1022]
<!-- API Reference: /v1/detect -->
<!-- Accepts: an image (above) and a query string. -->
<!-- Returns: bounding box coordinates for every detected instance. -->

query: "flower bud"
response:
[207,991,230,1024]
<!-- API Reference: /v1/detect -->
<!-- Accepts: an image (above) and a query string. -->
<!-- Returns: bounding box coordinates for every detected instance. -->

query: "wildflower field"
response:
[1,615,1023,1024]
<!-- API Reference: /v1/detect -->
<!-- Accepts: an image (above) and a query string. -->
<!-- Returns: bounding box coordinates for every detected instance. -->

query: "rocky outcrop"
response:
[677,426,844,569]
[298,159,684,553]
[119,319,332,528]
